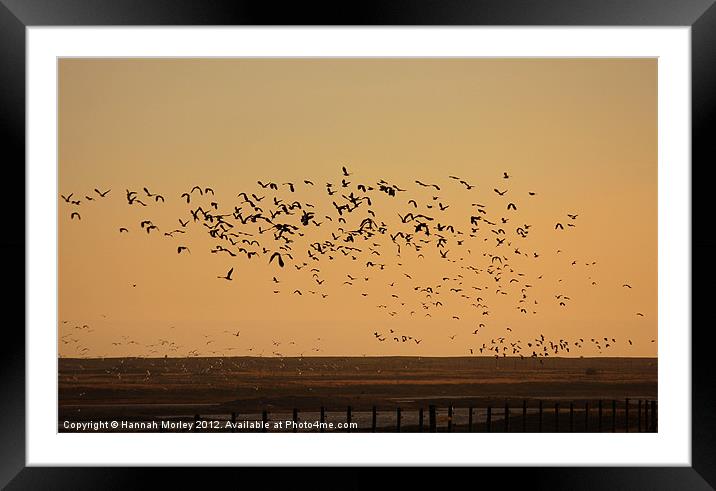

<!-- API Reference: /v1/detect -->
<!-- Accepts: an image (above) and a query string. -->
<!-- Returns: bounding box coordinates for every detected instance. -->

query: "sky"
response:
[58,58,657,358]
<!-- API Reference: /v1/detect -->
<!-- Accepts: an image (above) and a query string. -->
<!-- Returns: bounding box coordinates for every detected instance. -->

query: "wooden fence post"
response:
[611,400,616,432]
[372,406,377,433]
[638,400,642,432]
[212,401,658,435]
[505,402,510,433]
[585,401,589,432]
[538,400,543,433]
[555,403,559,432]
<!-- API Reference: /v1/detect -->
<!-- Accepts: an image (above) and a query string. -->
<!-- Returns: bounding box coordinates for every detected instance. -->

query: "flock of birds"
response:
[60,166,653,359]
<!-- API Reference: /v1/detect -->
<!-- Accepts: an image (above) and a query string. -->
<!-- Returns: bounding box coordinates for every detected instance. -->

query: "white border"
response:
[27,27,690,466]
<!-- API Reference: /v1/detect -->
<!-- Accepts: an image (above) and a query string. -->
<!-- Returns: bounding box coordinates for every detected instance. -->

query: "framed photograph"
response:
[3,0,711,488]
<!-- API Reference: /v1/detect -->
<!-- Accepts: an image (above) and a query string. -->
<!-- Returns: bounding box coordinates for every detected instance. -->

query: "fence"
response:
[186,398,657,433]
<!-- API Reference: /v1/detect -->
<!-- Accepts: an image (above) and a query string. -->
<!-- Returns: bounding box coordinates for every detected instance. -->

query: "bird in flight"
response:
[269,252,285,268]
[58,167,648,361]
[415,180,440,190]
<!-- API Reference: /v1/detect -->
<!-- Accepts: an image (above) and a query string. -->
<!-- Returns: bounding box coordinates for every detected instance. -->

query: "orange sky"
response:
[58,58,657,358]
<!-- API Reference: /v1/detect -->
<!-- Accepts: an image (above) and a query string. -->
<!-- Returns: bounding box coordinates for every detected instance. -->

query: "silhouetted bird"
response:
[269,252,285,268]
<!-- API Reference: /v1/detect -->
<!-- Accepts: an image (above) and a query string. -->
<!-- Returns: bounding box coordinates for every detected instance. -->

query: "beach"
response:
[59,356,657,432]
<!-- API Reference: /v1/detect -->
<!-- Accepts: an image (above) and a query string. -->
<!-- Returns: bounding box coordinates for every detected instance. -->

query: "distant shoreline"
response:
[58,355,659,361]
[59,356,657,422]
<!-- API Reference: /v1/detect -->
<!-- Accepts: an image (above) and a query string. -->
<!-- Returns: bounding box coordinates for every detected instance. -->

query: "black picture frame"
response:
[2,1,712,488]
